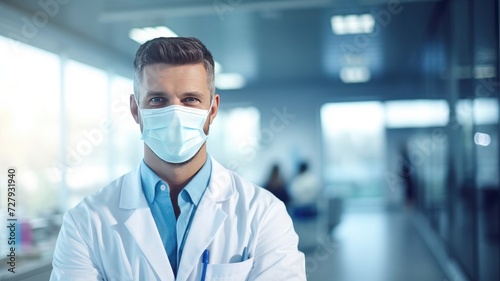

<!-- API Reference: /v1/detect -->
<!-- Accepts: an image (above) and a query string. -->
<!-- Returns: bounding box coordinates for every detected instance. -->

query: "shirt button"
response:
[160,185,166,191]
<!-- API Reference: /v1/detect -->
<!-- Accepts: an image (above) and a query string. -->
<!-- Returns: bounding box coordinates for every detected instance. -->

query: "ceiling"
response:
[2,0,442,87]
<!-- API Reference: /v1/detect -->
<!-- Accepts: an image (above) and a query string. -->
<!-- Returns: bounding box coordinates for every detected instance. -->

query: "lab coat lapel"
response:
[176,158,232,281]
[121,166,175,280]
[125,209,175,280]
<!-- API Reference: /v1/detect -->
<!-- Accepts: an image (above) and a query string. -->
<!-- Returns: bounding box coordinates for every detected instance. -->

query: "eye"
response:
[182,97,200,104]
[149,97,165,105]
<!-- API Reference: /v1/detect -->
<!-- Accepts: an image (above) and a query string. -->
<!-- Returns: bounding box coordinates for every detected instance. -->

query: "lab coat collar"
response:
[125,207,175,280]
[205,156,234,202]
[120,165,175,280]
[119,163,149,209]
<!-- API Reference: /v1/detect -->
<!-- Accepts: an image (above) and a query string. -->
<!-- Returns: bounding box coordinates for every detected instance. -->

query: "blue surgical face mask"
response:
[139,103,211,164]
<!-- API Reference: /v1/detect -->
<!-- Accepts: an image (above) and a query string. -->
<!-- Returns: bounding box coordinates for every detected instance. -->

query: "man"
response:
[289,161,320,218]
[50,37,306,281]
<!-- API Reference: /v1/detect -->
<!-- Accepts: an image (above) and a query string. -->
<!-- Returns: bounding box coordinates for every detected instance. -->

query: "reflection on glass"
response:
[472,98,498,125]
[456,98,499,125]
[474,132,491,147]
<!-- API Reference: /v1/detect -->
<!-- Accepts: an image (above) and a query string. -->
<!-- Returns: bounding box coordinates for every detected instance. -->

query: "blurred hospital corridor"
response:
[295,203,448,281]
[1,0,499,280]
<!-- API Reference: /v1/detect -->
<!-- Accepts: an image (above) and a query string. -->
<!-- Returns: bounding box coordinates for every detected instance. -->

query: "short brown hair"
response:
[133,37,215,102]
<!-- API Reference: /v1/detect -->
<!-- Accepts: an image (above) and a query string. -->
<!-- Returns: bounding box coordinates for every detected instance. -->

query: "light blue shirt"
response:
[140,157,212,276]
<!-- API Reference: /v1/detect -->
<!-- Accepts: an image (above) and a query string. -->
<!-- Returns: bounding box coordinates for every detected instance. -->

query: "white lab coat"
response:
[50,158,306,281]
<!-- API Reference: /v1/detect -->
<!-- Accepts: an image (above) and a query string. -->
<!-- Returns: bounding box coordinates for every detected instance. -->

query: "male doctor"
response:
[50,37,306,281]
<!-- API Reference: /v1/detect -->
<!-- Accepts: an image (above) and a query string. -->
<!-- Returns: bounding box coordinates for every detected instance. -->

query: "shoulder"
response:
[66,169,136,219]
[210,159,292,231]
[209,160,287,229]
[211,159,279,207]
[233,170,277,205]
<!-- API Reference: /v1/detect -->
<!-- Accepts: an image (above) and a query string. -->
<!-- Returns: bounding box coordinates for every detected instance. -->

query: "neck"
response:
[144,144,207,193]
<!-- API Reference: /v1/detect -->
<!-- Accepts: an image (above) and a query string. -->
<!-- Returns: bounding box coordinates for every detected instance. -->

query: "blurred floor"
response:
[296,207,447,281]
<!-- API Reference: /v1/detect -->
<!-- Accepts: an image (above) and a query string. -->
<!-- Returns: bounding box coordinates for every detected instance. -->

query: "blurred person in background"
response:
[289,161,321,219]
[50,37,305,281]
[399,142,416,207]
[264,163,290,206]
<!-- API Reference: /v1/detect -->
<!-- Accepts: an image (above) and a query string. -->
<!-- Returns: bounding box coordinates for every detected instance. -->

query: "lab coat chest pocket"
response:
[206,257,254,281]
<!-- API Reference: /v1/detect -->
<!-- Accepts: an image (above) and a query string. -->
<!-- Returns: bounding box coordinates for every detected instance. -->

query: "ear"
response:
[130,94,140,124]
[209,94,220,124]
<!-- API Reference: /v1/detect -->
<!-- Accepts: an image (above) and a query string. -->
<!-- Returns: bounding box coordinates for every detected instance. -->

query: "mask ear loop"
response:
[133,94,144,124]
[134,94,143,114]
[207,98,215,124]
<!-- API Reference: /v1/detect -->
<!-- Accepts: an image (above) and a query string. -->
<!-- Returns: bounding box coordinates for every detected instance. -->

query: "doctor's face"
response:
[131,63,219,134]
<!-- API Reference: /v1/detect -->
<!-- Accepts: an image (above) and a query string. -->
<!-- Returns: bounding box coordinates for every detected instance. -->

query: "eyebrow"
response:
[143,91,207,100]
[144,91,168,98]
[180,91,205,99]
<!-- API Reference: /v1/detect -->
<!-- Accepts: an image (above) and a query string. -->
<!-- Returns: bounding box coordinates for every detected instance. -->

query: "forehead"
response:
[141,63,207,81]
[139,63,210,94]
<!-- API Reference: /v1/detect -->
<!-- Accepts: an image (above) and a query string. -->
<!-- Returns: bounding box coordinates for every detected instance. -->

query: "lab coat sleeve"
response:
[248,200,306,281]
[50,211,104,281]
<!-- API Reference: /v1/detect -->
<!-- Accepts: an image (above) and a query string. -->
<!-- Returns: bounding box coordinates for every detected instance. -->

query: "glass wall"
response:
[0,36,62,217]
[321,100,449,203]
[0,35,141,256]
[419,0,500,280]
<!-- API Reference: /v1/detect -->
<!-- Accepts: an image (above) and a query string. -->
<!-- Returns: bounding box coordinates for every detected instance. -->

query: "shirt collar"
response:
[181,156,212,206]
[140,160,163,205]
[140,156,212,206]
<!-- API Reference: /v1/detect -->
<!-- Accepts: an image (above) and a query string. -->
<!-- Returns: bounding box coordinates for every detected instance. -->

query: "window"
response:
[207,106,260,175]
[321,102,385,197]
[0,35,139,214]
[0,35,61,216]
[109,76,142,179]
[385,99,449,128]
[63,60,110,207]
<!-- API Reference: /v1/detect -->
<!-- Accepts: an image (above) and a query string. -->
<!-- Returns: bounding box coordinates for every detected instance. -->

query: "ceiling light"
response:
[215,73,246,90]
[340,66,370,83]
[129,26,178,44]
[331,14,375,35]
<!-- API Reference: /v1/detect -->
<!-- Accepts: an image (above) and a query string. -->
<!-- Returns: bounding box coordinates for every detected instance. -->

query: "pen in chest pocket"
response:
[200,249,209,281]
